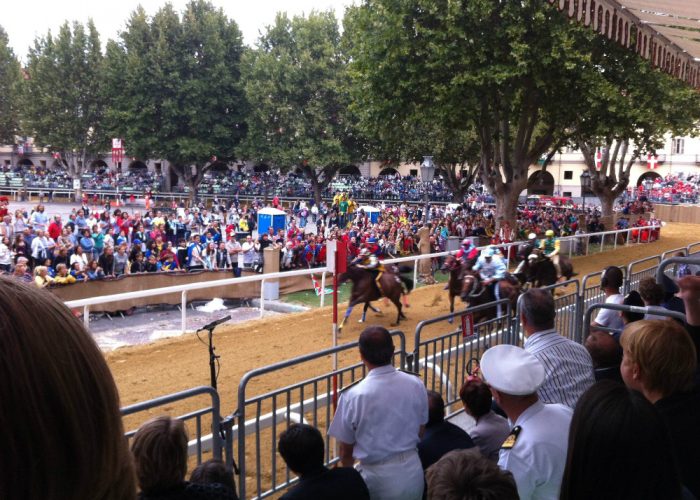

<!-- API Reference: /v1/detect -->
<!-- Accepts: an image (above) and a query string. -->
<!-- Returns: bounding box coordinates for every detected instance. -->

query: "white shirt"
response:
[328,364,428,464]
[498,401,573,500]
[594,294,624,331]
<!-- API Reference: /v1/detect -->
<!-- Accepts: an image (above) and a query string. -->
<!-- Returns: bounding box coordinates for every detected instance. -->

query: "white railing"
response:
[65,225,661,333]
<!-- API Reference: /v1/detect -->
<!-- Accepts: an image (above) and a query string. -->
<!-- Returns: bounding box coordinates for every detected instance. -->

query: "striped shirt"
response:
[524,329,595,409]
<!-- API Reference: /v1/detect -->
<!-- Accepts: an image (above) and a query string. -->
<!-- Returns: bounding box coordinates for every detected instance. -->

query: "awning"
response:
[549,0,700,88]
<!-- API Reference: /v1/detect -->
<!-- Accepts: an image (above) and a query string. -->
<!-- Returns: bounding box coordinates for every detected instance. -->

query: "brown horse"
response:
[441,254,467,324]
[338,264,412,332]
[460,270,520,323]
[525,248,576,287]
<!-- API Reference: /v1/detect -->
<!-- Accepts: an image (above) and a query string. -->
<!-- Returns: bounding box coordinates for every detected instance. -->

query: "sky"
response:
[3,0,355,61]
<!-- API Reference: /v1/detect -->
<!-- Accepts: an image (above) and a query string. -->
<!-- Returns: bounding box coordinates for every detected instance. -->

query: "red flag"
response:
[112,138,124,164]
[647,154,659,170]
[595,148,603,170]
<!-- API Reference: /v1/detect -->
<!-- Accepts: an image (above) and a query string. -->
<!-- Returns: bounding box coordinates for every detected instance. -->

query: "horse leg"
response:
[359,302,370,323]
[390,297,404,326]
[448,293,455,324]
[339,300,359,332]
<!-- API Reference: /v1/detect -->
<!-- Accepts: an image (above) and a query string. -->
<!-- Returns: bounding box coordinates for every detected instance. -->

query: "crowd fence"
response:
[65,225,662,332]
[117,243,697,500]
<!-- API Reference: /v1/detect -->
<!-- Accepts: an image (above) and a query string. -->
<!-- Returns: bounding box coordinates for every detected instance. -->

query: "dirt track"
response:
[108,223,699,423]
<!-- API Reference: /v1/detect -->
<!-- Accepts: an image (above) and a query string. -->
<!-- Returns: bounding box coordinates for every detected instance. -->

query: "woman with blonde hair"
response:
[33,265,54,288]
[0,276,135,499]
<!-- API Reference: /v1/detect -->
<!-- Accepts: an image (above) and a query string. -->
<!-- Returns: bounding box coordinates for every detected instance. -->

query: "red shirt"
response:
[48,221,63,240]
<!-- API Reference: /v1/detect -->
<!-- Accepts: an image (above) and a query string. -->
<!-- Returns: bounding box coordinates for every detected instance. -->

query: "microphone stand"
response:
[197,315,231,390]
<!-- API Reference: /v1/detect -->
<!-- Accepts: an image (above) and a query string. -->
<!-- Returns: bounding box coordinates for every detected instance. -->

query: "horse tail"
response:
[399,274,414,293]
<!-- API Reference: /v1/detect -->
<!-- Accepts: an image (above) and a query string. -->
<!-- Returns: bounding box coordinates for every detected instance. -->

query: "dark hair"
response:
[359,326,394,366]
[560,381,682,500]
[190,459,235,492]
[278,423,325,476]
[426,449,518,500]
[520,288,556,330]
[601,266,623,290]
[0,276,135,499]
[427,390,446,425]
[638,277,664,305]
[621,291,645,323]
[131,416,188,494]
[459,378,492,418]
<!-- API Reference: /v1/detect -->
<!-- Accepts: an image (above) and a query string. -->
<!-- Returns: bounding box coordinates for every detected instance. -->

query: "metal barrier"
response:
[687,242,700,257]
[656,256,700,285]
[121,386,224,465]
[581,302,687,343]
[626,255,661,292]
[410,300,512,407]
[235,331,406,500]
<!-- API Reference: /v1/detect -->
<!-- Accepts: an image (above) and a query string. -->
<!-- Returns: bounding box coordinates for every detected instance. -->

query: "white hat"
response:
[480,344,545,396]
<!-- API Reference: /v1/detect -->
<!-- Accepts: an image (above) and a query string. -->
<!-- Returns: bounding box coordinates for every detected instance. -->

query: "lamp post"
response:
[580,170,591,213]
[420,155,435,224]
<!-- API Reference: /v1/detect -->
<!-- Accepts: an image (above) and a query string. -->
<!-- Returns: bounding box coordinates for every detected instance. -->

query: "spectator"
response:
[12,256,32,282]
[417,391,475,470]
[425,449,518,500]
[53,263,77,285]
[189,460,237,495]
[329,326,428,500]
[277,423,369,500]
[620,320,700,497]
[0,235,12,272]
[480,344,573,500]
[131,416,236,500]
[520,288,595,408]
[620,290,646,325]
[33,265,54,288]
[678,275,700,364]
[457,378,510,461]
[584,327,623,383]
[0,276,135,498]
[560,381,685,500]
[87,260,106,280]
[638,277,669,319]
[591,266,624,332]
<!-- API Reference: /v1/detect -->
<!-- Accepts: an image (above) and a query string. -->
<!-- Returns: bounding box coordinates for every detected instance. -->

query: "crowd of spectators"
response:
[624,172,700,204]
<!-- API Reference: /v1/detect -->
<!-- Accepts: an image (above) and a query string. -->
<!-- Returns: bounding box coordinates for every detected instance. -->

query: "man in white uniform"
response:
[480,344,573,500]
[329,326,428,500]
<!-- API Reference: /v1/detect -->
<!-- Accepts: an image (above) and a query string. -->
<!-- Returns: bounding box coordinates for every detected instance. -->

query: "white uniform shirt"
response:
[328,365,428,464]
[594,294,624,331]
[498,401,573,500]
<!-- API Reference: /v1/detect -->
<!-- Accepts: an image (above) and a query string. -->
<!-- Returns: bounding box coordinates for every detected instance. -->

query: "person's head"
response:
[519,288,556,333]
[131,416,188,495]
[620,290,645,324]
[34,265,48,277]
[600,266,623,293]
[560,381,682,500]
[638,277,664,306]
[584,328,622,369]
[189,459,235,492]
[277,423,324,476]
[620,320,696,401]
[0,276,135,498]
[459,377,493,419]
[358,326,394,367]
[427,390,446,426]
[425,449,518,500]
[55,263,69,276]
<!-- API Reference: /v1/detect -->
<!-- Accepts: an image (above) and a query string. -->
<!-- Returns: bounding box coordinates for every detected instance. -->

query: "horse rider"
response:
[514,233,538,276]
[539,229,561,278]
[456,238,480,268]
[353,246,384,286]
[472,246,508,314]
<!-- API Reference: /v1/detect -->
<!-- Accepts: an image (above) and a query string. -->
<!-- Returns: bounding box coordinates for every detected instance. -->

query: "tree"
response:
[242,11,361,206]
[105,1,247,199]
[0,25,21,145]
[22,20,105,197]
[345,0,607,228]
[571,34,700,220]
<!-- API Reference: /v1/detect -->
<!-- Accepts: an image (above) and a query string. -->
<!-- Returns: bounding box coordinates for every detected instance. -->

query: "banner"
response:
[112,138,124,164]
[311,275,333,296]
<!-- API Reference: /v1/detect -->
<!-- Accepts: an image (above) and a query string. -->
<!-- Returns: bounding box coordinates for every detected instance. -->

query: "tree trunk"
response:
[309,176,322,207]
[494,184,520,233]
[597,192,615,230]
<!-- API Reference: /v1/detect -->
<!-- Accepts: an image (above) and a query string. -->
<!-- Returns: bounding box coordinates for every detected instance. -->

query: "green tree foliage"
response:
[0,26,21,145]
[571,34,700,218]
[242,11,361,206]
[105,1,246,198]
[22,20,105,187]
[345,0,623,227]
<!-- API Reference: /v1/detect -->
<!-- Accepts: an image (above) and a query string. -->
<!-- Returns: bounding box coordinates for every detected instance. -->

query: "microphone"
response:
[200,315,232,331]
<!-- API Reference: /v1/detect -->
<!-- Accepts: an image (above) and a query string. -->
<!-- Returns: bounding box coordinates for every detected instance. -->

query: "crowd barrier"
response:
[117,242,697,500]
[64,225,662,332]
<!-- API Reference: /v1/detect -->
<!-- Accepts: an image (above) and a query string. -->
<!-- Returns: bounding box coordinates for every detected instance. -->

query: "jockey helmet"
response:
[483,247,495,258]
[528,233,537,240]
[545,229,555,237]
[462,238,472,247]
[359,248,370,257]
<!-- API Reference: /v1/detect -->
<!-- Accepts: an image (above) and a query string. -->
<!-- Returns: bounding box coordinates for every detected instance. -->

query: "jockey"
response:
[366,237,381,257]
[472,246,507,315]
[353,247,387,295]
[514,233,537,275]
[539,229,561,277]
[455,238,479,267]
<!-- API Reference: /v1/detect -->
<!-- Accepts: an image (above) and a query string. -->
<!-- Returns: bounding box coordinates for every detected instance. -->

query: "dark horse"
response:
[460,270,521,323]
[524,248,576,288]
[338,264,413,332]
[441,254,473,323]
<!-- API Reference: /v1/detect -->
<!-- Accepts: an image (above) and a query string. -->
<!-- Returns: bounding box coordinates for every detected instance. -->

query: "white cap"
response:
[480,345,545,396]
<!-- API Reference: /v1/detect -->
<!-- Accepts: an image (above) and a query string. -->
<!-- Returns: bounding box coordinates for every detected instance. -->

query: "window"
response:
[409,169,418,176]
[155,162,162,174]
[40,160,47,167]
[563,191,572,197]
[672,138,684,155]
[563,170,573,180]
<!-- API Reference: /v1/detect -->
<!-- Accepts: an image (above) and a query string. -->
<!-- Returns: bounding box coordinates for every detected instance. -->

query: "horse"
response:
[524,248,576,288]
[460,270,521,323]
[338,264,413,332]
[440,254,467,323]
